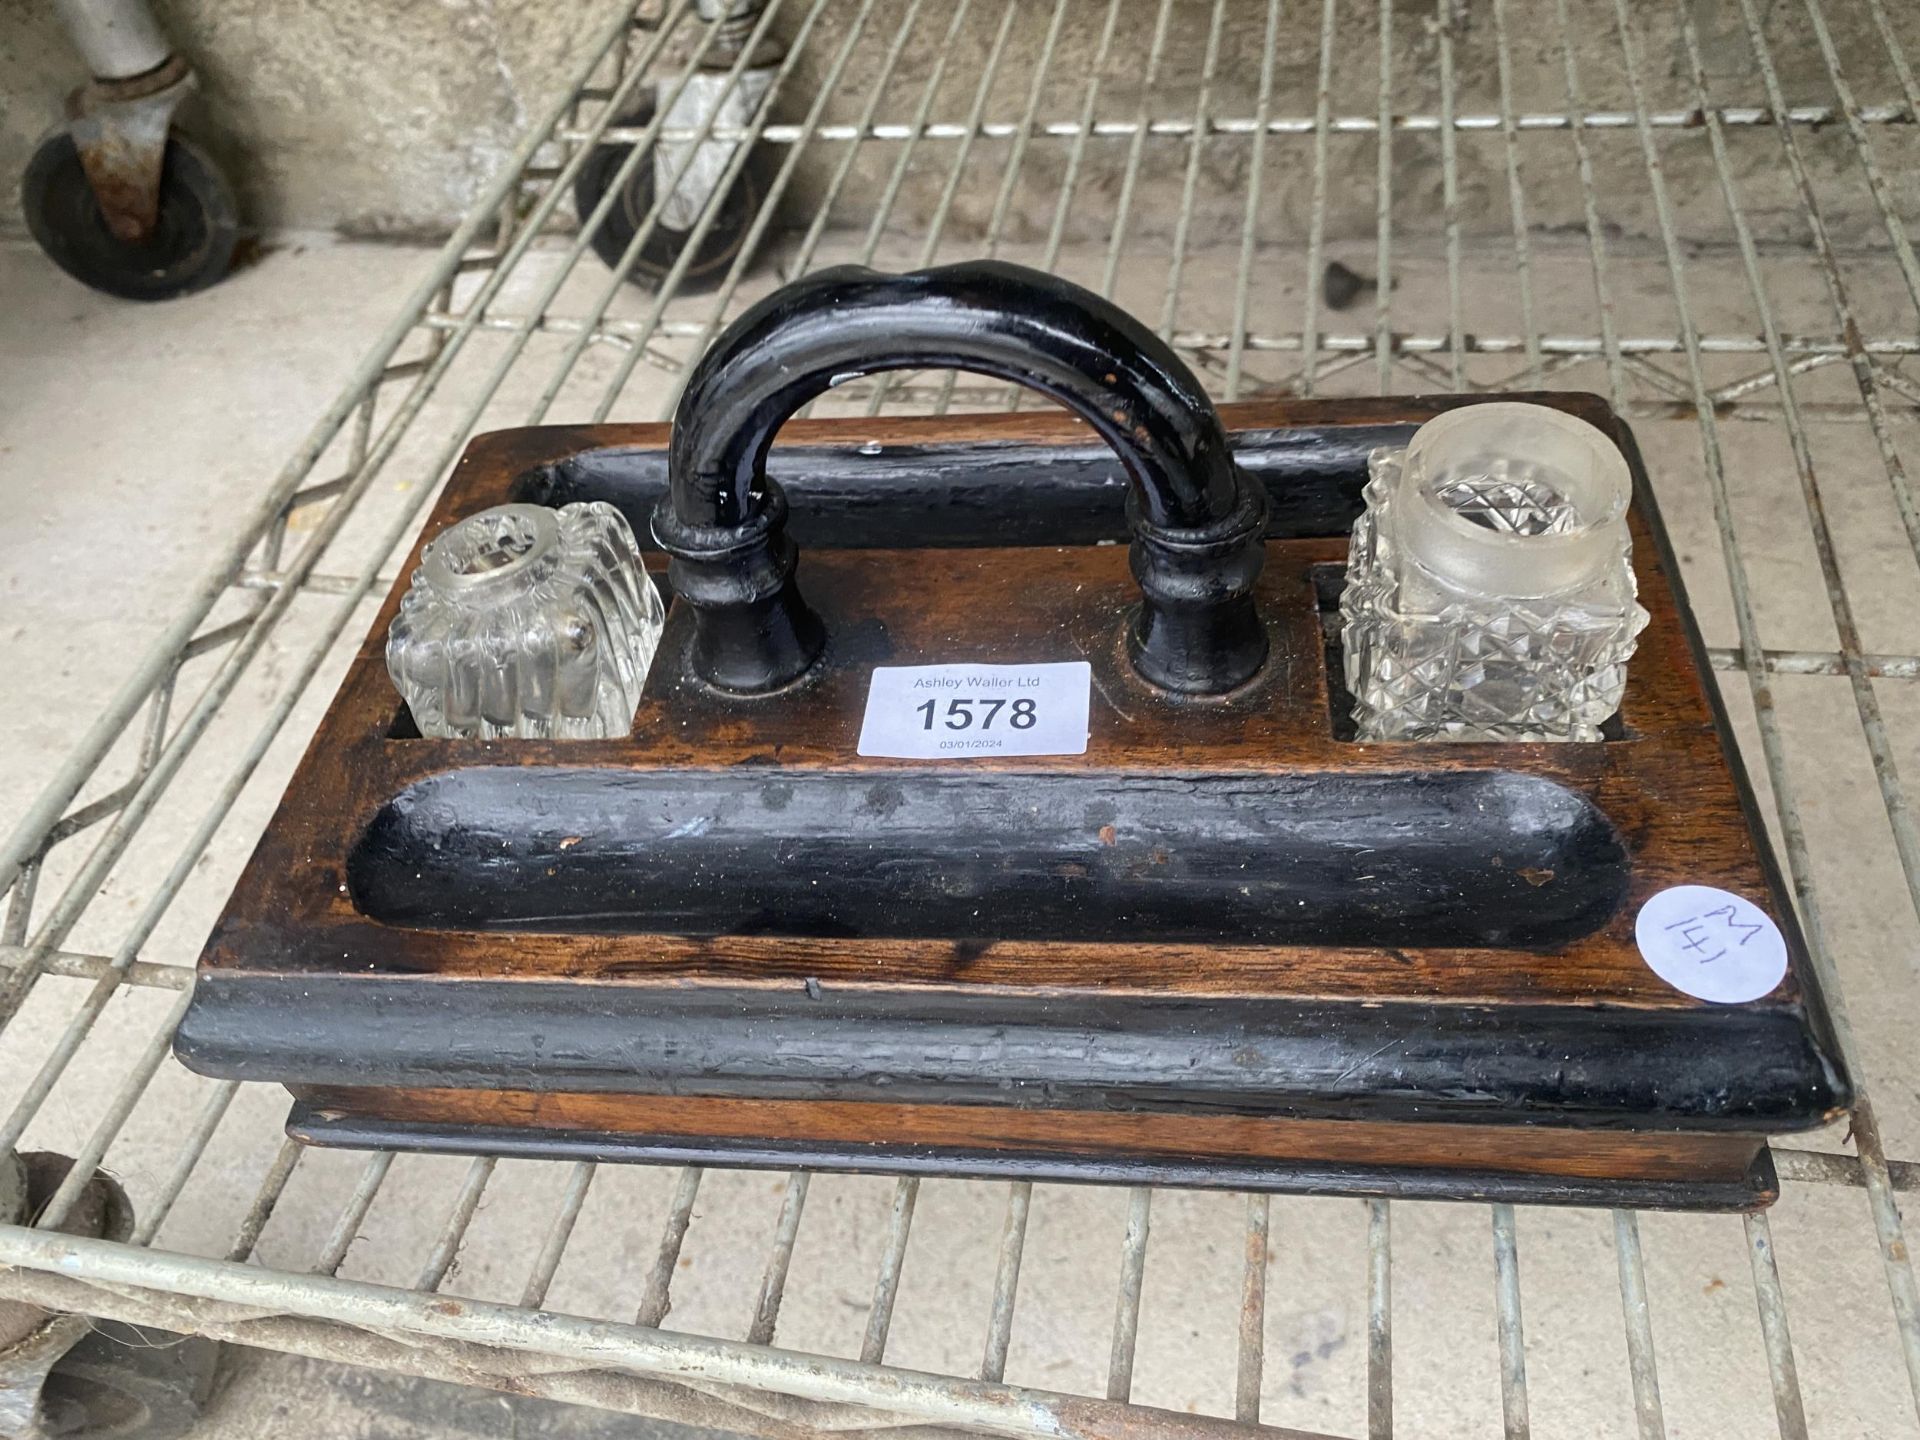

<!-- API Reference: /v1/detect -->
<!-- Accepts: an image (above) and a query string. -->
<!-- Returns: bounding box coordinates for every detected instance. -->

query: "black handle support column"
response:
[655,260,1269,695]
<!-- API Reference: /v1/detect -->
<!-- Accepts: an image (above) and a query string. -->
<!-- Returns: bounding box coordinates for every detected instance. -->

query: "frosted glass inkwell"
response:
[386,502,663,739]
[1339,403,1648,742]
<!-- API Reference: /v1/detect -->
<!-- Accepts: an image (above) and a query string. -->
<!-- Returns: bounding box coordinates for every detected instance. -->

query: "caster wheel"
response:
[21,128,238,302]
[36,1326,219,1440]
[572,99,764,294]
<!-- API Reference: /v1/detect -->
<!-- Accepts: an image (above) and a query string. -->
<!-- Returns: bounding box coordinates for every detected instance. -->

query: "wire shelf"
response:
[2,1,1919,1435]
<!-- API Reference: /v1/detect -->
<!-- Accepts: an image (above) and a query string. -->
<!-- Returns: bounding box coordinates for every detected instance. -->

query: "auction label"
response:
[1634,884,1788,1004]
[857,661,1091,759]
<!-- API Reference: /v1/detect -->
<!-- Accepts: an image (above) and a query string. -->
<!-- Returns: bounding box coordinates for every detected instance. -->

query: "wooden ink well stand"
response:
[178,264,1848,1212]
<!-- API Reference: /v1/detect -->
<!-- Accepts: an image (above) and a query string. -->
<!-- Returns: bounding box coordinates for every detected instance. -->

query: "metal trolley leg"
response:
[22,0,237,299]
[0,1154,217,1439]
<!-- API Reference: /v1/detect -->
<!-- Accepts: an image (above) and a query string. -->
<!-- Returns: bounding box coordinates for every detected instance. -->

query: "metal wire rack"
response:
[2,1,1918,1435]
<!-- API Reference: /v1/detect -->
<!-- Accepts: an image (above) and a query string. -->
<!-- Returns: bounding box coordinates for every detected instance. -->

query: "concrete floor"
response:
[7,2,1909,242]
[1,228,1918,1440]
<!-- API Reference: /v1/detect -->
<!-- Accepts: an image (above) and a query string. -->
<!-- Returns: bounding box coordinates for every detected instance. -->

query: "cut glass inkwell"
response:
[386,501,663,740]
[1340,401,1650,742]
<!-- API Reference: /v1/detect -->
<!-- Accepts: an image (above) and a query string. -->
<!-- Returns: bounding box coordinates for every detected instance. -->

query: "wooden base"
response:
[288,1088,1779,1212]
[176,395,1850,1212]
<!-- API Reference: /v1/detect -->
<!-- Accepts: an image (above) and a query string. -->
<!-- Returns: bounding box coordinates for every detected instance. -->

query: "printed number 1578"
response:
[914,696,1037,731]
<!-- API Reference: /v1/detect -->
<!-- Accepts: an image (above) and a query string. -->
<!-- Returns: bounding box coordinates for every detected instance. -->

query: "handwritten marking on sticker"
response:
[1634,885,1788,1004]
[857,662,1091,760]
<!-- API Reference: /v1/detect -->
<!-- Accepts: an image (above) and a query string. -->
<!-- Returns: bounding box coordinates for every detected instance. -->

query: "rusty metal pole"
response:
[52,0,189,245]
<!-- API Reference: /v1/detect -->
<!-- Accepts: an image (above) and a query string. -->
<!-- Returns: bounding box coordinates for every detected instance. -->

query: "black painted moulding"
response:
[519,423,1420,551]
[346,767,1628,948]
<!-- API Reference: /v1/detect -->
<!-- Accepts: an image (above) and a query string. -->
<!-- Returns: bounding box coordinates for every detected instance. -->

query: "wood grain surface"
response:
[174,395,1850,1207]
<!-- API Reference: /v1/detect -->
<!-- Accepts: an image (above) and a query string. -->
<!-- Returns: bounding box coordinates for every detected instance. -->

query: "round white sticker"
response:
[1635,885,1788,1004]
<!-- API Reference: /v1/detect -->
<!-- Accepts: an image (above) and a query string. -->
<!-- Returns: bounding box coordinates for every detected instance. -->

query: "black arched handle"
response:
[653,261,1269,695]
[669,262,1240,529]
